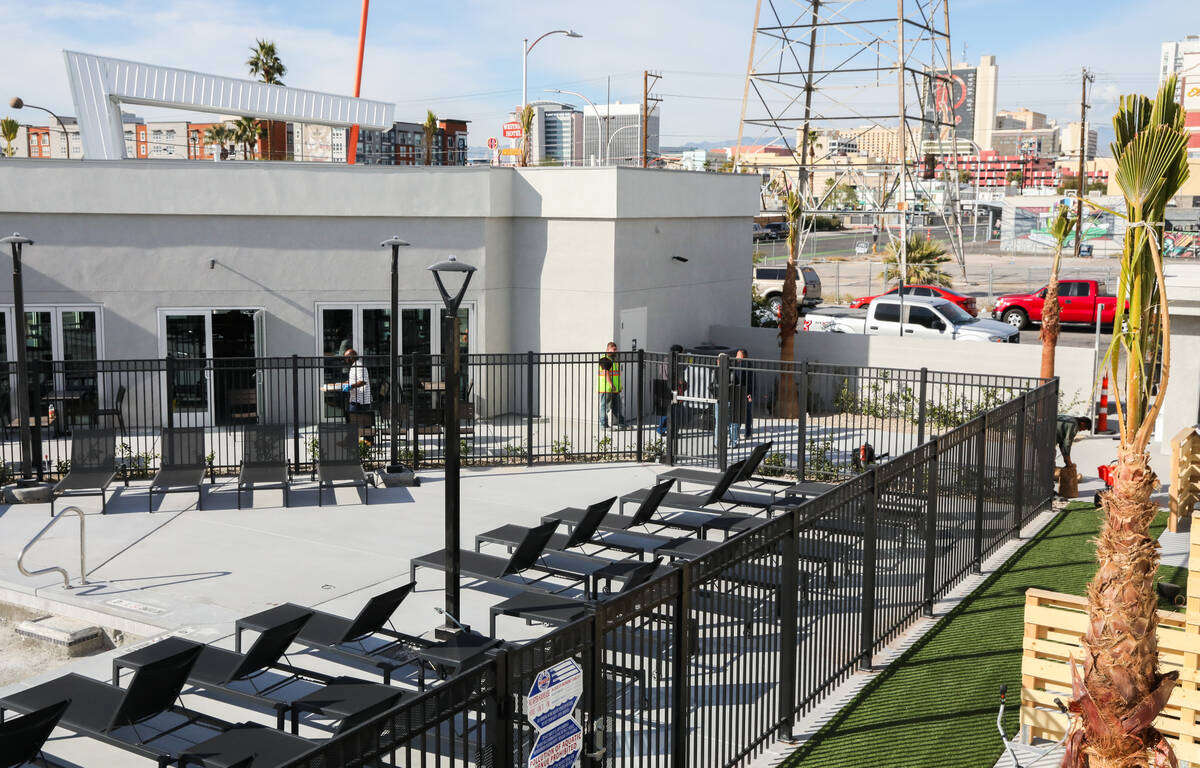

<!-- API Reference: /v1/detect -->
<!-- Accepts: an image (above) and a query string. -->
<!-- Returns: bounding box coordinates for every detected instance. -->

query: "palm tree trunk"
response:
[1039,274,1061,380]
[777,235,800,419]
[1073,445,1176,767]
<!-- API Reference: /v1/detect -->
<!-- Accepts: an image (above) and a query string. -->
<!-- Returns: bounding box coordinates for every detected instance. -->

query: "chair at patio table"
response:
[237,423,291,509]
[89,384,127,435]
[316,423,369,506]
[52,428,117,516]
[149,426,206,512]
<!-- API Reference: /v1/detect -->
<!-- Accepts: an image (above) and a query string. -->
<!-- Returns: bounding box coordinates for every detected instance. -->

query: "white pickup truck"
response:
[802,295,1020,343]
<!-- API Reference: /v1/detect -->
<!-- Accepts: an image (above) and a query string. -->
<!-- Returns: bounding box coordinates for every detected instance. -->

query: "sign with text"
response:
[920,66,978,143]
[487,137,499,150]
[503,122,523,139]
[500,148,523,156]
[527,659,583,731]
[528,717,582,768]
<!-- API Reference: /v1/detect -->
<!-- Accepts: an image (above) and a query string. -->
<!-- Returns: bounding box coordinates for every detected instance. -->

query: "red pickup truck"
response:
[991,279,1118,330]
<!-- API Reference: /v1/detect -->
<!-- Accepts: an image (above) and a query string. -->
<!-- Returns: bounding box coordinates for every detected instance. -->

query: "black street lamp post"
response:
[380,236,411,473]
[2,233,36,483]
[9,98,72,160]
[428,255,476,627]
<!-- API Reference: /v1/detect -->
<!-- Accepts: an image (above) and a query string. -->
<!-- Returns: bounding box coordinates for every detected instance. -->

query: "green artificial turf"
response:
[782,504,1179,768]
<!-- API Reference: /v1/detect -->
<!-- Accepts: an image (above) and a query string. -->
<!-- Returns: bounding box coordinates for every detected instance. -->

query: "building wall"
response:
[708,325,1097,413]
[0,161,757,360]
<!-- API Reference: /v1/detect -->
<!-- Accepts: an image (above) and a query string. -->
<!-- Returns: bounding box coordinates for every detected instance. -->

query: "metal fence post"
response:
[923,438,939,616]
[1013,393,1028,536]
[583,611,606,768]
[30,359,44,482]
[165,355,176,431]
[671,566,691,768]
[859,468,878,670]
[778,510,799,739]
[973,413,988,572]
[486,650,512,768]
[917,367,929,445]
[409,355,420,471]
[717,353,729,472]
[666,348,679,467]
[526,351,535,467]
[636,349,645,462]
[291,354,301,475]
[798,361,809,481]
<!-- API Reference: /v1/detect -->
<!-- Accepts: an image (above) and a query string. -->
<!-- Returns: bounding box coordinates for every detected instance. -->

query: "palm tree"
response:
[246,40,286,160]
[422,110,438,166]
[881,234,952,287]
[232,117,259,160]
[203,124,234,160]
[1062,74,1190,768]
[1039,204,1077,380]
[1,117,18,157]
[772,179,803,418]
[519,104,535,167]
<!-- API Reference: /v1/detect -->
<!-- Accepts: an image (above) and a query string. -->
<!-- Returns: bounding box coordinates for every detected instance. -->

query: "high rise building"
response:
[1060,122,1098,161]
[973,55,999,151]
[1161,35,1200,98]
[995,109,1048,131]
[581,103,658,166]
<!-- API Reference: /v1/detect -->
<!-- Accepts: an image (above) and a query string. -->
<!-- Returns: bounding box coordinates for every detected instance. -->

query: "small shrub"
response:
[642,437,666,462]
[55,458,71,476]
[596,435,613,457]
[118,442,158,479]
[760,451,788,478]
[552,435,572,459]
[805,438,843,482]
[502,441,528,462]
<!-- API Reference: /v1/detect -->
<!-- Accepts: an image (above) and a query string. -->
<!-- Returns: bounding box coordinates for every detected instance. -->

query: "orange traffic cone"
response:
[1097,375,1109,433]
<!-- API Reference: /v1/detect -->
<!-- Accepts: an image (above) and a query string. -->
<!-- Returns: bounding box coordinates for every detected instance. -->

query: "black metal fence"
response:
[274,377,1058,768]
[0,352,1042,485]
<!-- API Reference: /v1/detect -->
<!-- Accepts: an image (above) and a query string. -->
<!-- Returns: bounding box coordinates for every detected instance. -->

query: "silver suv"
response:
[753,265,823,315]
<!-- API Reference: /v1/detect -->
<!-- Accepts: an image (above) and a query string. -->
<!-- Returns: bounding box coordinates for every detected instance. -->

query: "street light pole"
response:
[522,30,582,110]
[428,255,476,628]
[606,124,640,165]
[547,87,605,166]
[10,98,72,159]
[380,236,410,472]
[3,234,34,482]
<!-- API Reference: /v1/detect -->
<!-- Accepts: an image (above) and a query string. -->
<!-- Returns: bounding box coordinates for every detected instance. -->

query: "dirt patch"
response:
[0,602,139,687]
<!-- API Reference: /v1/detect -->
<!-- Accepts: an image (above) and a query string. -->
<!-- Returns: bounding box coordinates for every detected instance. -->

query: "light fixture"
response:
[427,255,477,312]
[672,256,689,263]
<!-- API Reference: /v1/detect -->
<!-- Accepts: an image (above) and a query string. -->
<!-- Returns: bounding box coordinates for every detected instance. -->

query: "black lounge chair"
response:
[0,643,226,767]
[657,442,774,490]
[411,520,584,595]
[237,424,291,509]
[619,459,778,516]
[316,423,369,506]
[149,427,206,512]
[0,699,69,768]
[52,428,117,516]
[235,583,429,684]
[113,612,391,731]
[490,557,665,634]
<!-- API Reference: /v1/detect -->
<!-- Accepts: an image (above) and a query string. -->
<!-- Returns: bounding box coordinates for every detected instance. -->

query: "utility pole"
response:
[1074,67,1095,258]
[642,71,661,168]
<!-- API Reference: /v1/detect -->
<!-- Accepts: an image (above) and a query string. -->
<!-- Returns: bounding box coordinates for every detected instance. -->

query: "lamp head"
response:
[380,236,411,249]
[9,97,23,109]
[1,233,33,247]
[427,255,477,312]
[566,30,583,38]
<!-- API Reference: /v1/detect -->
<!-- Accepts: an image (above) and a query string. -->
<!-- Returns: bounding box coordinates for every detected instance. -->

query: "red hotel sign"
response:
[502,122,522,139]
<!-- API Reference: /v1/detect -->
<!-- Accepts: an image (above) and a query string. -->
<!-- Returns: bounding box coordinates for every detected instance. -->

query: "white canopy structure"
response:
[63,50,395,160]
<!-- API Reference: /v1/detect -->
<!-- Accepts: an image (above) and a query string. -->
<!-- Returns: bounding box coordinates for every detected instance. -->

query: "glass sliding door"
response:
[163,313,211,426]
[60,310,99,395]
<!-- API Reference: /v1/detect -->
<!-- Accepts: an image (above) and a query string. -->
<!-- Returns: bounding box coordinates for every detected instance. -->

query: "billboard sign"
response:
[503,122,523,139]
[921,67,977,143]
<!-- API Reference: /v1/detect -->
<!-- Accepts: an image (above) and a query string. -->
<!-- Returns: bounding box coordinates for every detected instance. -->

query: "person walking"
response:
[732,349,754,443]
[342,348,372,421]
[598,342,626,429]
[712,349,754,449]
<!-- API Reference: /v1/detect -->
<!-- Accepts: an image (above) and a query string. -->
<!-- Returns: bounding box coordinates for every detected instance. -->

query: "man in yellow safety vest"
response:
[598,341,626,429]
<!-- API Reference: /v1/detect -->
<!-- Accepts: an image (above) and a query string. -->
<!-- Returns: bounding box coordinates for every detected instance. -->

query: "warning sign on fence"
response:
[528,716,583,768]
[527,658,583,731]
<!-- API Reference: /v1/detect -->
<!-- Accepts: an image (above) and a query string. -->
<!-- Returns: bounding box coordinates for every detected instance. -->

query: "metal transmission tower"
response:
[736,0,968,278]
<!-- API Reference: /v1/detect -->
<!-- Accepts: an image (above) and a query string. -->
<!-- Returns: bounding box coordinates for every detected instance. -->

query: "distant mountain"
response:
[660,139,742,153]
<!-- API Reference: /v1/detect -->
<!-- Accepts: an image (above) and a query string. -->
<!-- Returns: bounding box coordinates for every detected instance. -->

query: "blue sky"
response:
[1,0,1196,149]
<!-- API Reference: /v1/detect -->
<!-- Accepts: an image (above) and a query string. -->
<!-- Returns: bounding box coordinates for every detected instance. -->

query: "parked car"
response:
[765,222,789,240]
[991,279,1118,330]
[753,265,823,316]
[752,223,774,243]
[803,295,1019,343]
[850,284,978,316]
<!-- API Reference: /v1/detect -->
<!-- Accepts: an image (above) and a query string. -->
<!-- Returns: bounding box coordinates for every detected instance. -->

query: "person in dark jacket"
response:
[1056,414,1092,465]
